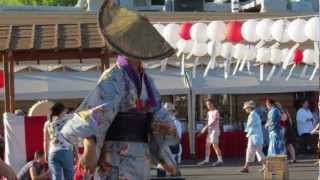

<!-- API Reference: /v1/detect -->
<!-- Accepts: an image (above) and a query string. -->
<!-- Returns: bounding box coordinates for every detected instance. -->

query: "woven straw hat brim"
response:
[28,100,55,116]
[98,0,175,60]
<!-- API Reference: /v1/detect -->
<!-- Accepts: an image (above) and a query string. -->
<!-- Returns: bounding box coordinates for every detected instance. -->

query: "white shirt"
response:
[296,108,315,136]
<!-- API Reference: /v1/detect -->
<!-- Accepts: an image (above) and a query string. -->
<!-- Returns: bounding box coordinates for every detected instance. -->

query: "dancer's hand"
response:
[81,137,97,174]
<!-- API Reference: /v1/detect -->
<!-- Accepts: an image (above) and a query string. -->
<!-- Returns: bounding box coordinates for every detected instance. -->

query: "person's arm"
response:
[43,123,50,161]
[60,68,123,173]
[0,159,17,180]
[29,167,49,180]
[246,113,254,136]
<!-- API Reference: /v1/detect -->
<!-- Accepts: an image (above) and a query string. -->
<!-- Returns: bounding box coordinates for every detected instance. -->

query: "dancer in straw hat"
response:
[60,0,180,179]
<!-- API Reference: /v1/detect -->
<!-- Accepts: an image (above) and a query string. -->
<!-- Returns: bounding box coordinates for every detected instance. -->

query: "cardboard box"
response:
[264,155,289,180]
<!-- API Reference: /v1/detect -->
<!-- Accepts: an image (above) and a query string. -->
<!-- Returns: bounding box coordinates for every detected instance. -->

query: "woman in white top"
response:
[44,103,74,180]
[198,98,223,167]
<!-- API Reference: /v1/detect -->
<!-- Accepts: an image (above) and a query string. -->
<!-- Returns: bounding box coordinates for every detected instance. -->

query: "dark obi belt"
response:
[105,111,153,143]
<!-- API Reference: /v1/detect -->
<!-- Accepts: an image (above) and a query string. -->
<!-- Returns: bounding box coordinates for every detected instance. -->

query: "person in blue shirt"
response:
[240,100,265,173]
[265,98,286,156]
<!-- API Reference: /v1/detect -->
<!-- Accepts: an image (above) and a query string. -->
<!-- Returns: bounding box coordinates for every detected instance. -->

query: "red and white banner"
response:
[3,113,47,172]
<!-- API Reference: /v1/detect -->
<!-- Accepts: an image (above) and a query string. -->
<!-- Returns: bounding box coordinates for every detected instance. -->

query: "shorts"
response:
[207,131,220,144]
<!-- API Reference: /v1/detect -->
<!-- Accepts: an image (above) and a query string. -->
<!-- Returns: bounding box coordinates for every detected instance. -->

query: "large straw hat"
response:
[28,100,55,116]
[243,100,256,110]
[98,0,175,60]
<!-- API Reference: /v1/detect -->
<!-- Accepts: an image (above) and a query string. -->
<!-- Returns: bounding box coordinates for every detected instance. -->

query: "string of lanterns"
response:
[153,15,320,81]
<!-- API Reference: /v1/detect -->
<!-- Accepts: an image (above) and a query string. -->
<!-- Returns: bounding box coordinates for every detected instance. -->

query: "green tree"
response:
[0,0,78,6]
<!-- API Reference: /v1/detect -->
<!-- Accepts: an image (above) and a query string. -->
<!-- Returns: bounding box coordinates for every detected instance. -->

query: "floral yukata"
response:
[61,56,178,180]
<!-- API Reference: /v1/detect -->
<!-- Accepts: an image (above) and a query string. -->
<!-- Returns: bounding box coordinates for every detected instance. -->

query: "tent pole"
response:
[3,53,10,113]
[8,54,15,113]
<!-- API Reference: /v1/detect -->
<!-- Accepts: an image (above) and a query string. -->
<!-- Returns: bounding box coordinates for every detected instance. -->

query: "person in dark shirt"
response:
[18,150,49,180]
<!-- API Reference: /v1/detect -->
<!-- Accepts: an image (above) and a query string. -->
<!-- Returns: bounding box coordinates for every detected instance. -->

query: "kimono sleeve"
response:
[60,67,123,150]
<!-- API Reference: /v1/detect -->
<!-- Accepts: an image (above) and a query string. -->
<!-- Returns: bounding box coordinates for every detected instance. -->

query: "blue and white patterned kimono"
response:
[61,56,179,180]
[266,106,286,156]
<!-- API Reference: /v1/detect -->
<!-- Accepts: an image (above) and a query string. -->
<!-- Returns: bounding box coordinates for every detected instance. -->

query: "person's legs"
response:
[212,143,223,162]
[48,151,62,180]
[60,149,74,180]
[198,138,211,165]
[287,144,296,161]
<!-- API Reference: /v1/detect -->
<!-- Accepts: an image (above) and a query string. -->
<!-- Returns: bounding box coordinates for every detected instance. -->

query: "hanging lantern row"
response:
[154,16,320,46]
[153,16,319,81]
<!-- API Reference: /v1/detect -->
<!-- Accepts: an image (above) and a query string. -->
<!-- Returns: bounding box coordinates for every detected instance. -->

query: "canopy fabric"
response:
[0,65,318,100]
[0,68,188,100]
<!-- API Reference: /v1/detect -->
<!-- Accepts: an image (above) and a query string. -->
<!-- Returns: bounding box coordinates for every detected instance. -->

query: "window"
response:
[152,0,165,5]
[134,0,148,7]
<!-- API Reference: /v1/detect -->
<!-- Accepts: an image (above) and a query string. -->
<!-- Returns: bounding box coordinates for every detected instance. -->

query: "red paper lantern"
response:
[179,22,193,40]
[225,20,243,43]
[0,69,3,88]
[293,48,303,64]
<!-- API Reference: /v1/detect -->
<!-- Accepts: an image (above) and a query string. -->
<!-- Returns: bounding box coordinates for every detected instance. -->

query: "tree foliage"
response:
[0,0,78,6]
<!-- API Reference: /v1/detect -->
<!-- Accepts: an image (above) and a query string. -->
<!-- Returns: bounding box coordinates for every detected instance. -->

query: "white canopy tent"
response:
[0,64,318,155]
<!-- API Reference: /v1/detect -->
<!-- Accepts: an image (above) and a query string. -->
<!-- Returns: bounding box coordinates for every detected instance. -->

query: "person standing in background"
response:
[297,100,316,154]
[240,100,265,173]
[265,98,286,156]
[277,103,296,163]
[164,102,183,164]
[198,98,224,167]
[44,103,74,180]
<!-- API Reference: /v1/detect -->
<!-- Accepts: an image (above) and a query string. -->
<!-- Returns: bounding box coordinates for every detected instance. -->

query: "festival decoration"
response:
[256,19,274,47]
[239,46,256,74]
[189,42,208,78]
[161,23,180,72]
[177,40,194,75]
[179,22,193,40]
[232,44,247,75]
[266,48,282,81]
[256,47,271,81]
[241,19,259,43]
[204,21,225,77]
[203,41,222,77]
[271,19,290,43]
[190,23,208,43]
[286,48,303,80]
[221,42,233,79]
[300,49,315,78]
[225,20,243,43]
[0,69,4,88]
[288,19,308,43]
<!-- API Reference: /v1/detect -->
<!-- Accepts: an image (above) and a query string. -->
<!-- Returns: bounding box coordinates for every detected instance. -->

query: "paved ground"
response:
[152,155,319,180]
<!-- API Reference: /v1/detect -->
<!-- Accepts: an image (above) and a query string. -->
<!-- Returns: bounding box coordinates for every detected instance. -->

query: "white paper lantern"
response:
[163,23,180,48]
[257,48,271,63]
[303,49,316,65]
[271,19,290,43]
[243,47,257,61]
[305,17,320,41]
[288,19,308,43]
[241,20,259,42]
[221,42,233,58]
[233,44,246,59]
[256,19,274,41]
[207,21,226,41]
[153,24,165,35]
[190,23,208,42]
[270,48,282,64]
[191,43,208,57]
[207,41,222,56]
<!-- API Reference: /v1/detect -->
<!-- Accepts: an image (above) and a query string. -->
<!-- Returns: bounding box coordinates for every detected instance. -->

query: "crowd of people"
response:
[196,97,320,174]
